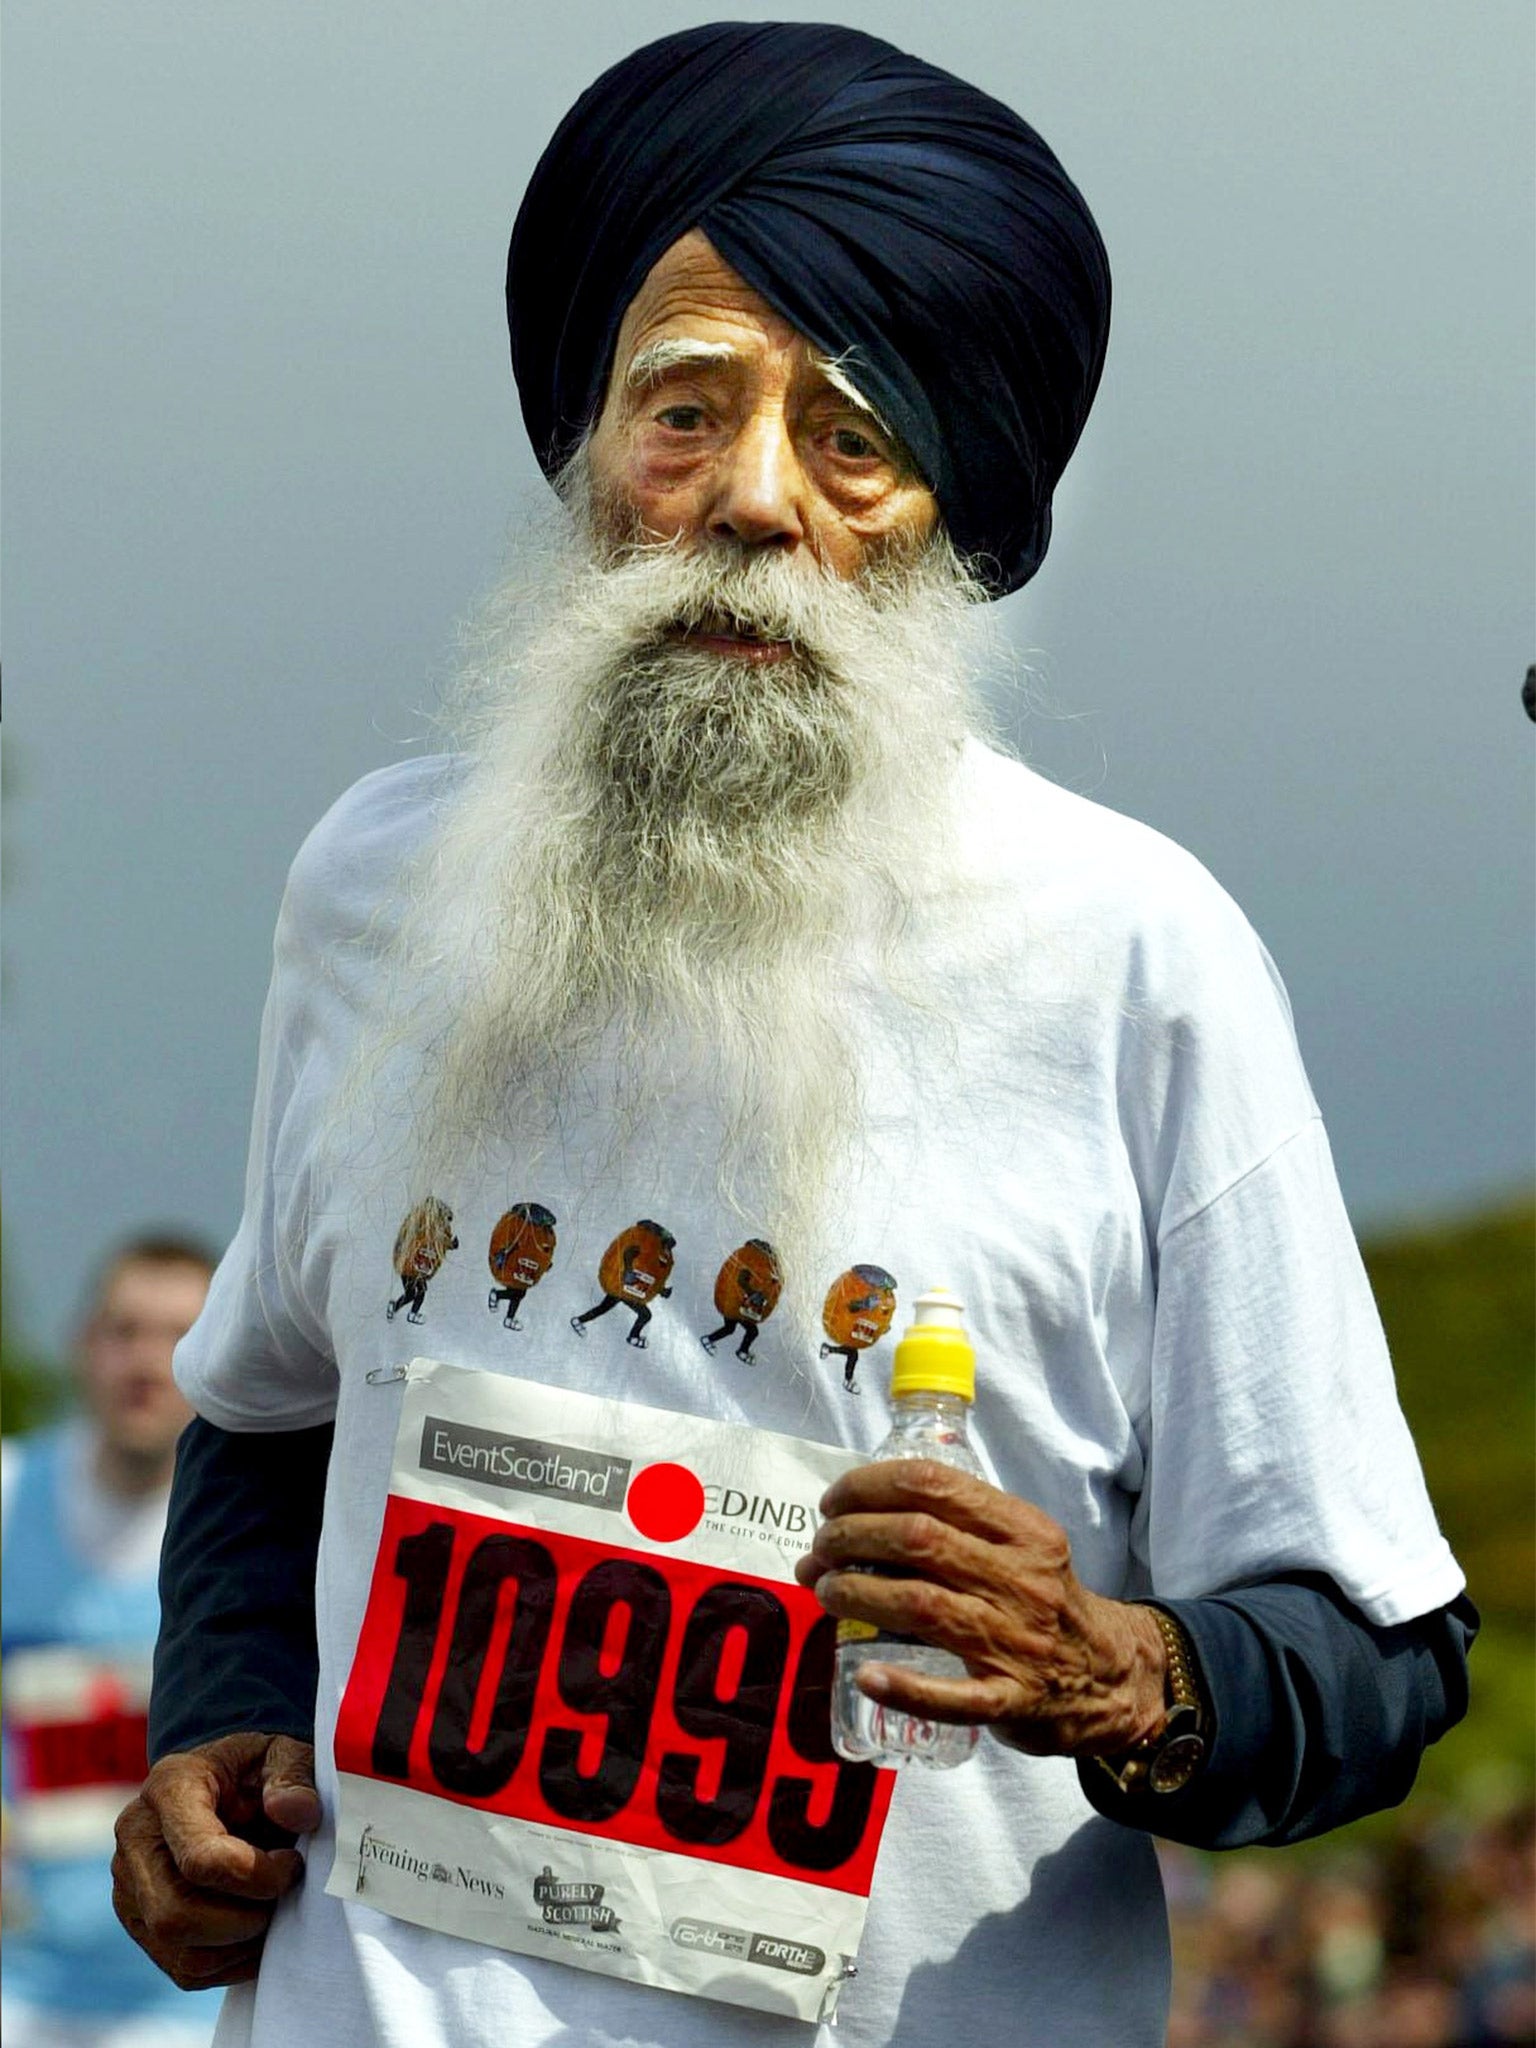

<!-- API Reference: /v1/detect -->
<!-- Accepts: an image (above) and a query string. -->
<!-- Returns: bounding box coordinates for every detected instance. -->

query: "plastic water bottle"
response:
[831,1286,983,1769]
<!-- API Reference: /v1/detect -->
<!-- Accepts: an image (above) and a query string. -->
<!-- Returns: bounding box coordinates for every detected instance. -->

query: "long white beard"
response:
[343,476,994,1301]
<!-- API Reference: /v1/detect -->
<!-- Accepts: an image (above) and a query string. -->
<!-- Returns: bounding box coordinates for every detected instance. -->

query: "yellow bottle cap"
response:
[890,1286,975,1401]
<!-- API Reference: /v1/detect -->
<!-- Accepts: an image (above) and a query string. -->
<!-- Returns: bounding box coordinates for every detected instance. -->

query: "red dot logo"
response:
[625,1462,705,1543]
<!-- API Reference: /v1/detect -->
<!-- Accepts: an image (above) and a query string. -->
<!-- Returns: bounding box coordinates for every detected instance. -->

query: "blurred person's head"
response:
[1208,1858,1294,1948]
[75,1232,216,1495]
[1372,1965,1463,2048]
[1304,1866,1388,2005]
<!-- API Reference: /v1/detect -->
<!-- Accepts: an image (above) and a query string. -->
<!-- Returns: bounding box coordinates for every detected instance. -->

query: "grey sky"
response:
[5,0,1533,1357]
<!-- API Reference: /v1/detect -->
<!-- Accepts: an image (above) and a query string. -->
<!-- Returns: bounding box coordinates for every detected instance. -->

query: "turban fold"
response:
[508,22,1110,595]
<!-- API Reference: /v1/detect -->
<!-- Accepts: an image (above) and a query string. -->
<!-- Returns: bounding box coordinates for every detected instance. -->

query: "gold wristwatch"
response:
[1093,1606,1208,1796]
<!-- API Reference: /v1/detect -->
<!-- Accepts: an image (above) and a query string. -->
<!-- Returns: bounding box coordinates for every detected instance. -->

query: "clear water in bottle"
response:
[830,1291,985,1771]
[832,1639,982,1769]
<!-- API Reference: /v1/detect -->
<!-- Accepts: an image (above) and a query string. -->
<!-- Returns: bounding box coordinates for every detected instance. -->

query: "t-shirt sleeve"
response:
[1102,847,1463,1628]
[1135,1117,1463,1626]
[174,761,443,1431]
[173,872,342,1427]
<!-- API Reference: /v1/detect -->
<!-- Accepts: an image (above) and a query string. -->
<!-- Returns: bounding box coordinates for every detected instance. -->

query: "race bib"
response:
[330,1361,895,2023]
[4,1644,152,1858]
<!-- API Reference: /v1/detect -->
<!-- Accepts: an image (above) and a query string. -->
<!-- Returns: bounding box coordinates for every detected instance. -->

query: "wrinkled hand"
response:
[112,1732,320,1990]
[795,1460,1167,1756]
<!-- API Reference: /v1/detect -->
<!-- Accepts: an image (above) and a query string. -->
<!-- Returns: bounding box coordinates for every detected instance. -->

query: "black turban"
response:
[507,22,1111,595]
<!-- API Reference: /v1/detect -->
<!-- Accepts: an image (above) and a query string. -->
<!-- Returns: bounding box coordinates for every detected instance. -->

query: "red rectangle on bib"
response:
[335,1491,893,1897]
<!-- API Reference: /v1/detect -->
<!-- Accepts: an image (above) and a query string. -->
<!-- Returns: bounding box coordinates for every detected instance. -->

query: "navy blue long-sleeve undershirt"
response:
[150,1418,330,1756]
[1082,1578,1476,1846]
[148,1419,1475,1848]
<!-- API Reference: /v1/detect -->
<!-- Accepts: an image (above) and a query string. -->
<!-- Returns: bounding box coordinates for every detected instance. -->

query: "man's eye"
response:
[831,427,879,460]
[656,405,706,431]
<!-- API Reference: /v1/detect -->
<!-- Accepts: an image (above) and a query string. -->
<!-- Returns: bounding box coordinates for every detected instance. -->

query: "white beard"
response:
[340,469,996,1305]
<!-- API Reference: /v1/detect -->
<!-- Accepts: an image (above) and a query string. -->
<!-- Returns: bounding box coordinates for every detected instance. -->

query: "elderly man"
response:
[111,24,1472,2048]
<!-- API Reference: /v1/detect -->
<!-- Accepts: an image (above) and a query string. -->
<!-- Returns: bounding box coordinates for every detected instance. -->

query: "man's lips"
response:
[668,623,797,665]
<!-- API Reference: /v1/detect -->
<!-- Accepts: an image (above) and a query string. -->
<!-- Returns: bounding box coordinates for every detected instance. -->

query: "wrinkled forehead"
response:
[602,230,882,421]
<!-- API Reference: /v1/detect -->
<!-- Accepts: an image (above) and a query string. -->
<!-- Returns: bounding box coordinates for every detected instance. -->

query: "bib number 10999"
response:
[334,1495,890,1894]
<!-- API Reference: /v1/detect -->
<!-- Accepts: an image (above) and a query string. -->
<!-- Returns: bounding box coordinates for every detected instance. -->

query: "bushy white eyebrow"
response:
[813,351,889,434]
[624,338,736,387]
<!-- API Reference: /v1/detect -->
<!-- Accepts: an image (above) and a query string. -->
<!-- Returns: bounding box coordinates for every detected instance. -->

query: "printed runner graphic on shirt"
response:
[386,1198,460,1325]
[569,1220,677,1349]
[700,1240,783,1365]
[819,1265,898,1394]
[330,1361,896,2024]
[486,1202,559,1331]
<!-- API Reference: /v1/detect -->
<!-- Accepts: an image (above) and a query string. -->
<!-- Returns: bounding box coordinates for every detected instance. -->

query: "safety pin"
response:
[365,1363,409,1386]
[817,1960,859,2024]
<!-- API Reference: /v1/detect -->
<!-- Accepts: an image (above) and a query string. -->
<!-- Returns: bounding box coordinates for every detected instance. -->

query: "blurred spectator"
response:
[1159,1799,1536,2047]
[2,1233,221,2047]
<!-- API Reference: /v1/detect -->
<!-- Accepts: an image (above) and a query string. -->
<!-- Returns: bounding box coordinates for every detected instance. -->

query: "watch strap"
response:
[1092,1604,1209,1797]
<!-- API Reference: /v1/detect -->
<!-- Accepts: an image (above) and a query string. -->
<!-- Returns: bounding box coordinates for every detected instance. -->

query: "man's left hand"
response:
[111,1733,318,1989]
[795,1460,1167,1757]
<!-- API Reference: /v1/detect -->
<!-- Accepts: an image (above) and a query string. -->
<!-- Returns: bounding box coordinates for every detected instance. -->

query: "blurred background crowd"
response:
[1160,1801,1534,2047]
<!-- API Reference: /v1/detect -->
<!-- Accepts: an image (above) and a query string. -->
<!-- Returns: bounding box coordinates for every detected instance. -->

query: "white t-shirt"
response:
[178,742,1461,2048]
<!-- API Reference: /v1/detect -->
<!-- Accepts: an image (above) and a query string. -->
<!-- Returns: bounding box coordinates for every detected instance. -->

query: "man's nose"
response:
[705,412,807,550]
[127,1329,176,1375]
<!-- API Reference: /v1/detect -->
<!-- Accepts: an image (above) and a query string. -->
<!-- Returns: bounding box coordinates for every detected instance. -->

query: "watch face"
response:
[1149,1733,1206,1795]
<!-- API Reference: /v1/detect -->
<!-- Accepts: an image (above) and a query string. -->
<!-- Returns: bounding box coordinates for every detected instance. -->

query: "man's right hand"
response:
[112,1732,320,1990]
